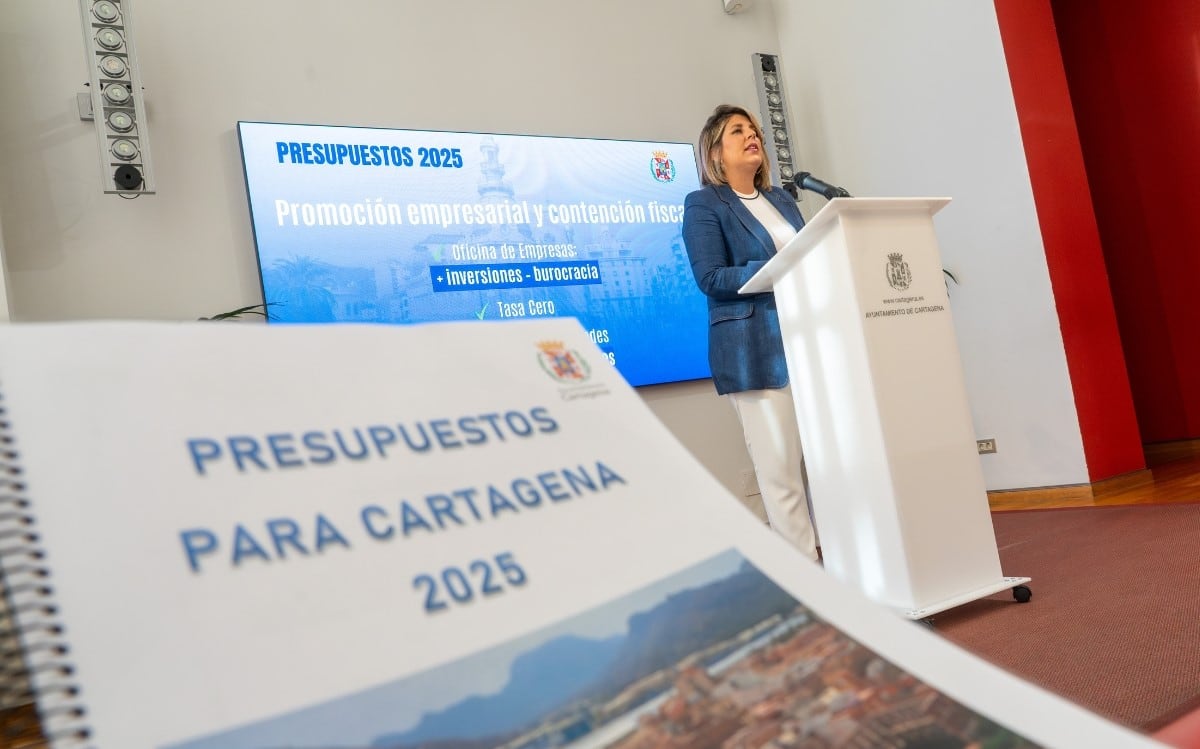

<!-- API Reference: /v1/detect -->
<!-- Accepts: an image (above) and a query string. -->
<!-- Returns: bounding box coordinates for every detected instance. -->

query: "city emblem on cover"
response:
[537,340,592,384]
[886,252,913,291]
[651,150,676,183]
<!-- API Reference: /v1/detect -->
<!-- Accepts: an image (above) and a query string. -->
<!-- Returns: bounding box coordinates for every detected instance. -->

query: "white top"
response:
[735,189,797,252]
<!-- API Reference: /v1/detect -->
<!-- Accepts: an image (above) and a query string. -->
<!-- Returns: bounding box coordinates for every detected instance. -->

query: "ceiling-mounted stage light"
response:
[111,139,139,160]
[95,27,123,50]
[102,82,130,105]
[106,110,133,132]
[751,52,799,198]
[99,55,126,77]
[78,0,155,195]
[91,0,120,22]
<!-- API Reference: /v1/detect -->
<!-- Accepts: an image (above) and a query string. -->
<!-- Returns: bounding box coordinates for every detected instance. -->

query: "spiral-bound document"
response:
[0,321,1160,748]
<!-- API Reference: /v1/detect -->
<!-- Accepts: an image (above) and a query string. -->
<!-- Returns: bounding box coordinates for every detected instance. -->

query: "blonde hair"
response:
[697,104,773,190]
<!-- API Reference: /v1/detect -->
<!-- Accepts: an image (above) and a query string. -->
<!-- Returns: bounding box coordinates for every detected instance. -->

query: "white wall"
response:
[770,0,1089,489]
[0,0,1089,491]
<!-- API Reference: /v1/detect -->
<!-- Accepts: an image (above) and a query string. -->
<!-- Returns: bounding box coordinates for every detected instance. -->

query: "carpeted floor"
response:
[933,502,1200,732]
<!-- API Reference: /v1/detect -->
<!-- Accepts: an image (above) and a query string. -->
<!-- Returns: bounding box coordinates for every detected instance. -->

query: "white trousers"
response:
[728,385,819,561]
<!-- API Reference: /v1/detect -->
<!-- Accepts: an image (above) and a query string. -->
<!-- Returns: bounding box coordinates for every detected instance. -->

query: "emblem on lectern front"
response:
[885,252,912,291]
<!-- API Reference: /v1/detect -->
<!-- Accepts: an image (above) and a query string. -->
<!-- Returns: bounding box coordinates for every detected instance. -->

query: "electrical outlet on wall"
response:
[977,438,998,454]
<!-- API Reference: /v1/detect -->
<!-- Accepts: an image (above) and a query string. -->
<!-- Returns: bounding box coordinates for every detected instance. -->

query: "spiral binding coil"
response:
[0,394,91,746]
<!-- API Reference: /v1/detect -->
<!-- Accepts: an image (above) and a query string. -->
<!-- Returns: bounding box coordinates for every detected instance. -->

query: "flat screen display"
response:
[236,121,710,387]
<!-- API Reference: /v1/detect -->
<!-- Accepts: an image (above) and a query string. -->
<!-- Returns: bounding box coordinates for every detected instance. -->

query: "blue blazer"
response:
[681,184,805,395]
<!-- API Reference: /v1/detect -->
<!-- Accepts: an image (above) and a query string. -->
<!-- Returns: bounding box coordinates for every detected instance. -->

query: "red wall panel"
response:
[1052,0,1200,442]
[994,0,1145,479]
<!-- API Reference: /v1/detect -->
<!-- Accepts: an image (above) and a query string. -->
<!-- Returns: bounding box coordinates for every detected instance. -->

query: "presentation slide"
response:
[237,122,710,387]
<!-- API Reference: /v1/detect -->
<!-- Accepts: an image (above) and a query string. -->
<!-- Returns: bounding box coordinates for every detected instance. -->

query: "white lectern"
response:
[741,197,1029,619]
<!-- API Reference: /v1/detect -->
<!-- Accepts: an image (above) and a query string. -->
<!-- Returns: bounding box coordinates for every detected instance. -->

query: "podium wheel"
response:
[1012,585,1033,603]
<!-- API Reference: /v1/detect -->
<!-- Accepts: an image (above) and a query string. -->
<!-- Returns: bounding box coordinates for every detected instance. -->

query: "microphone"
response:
[793,171,852,199]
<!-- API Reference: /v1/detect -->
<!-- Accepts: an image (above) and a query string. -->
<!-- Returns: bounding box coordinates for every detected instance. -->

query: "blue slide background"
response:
[237,122,711,387]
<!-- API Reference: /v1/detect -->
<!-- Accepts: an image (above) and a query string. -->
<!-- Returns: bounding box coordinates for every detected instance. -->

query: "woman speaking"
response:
[681,104,818,562]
